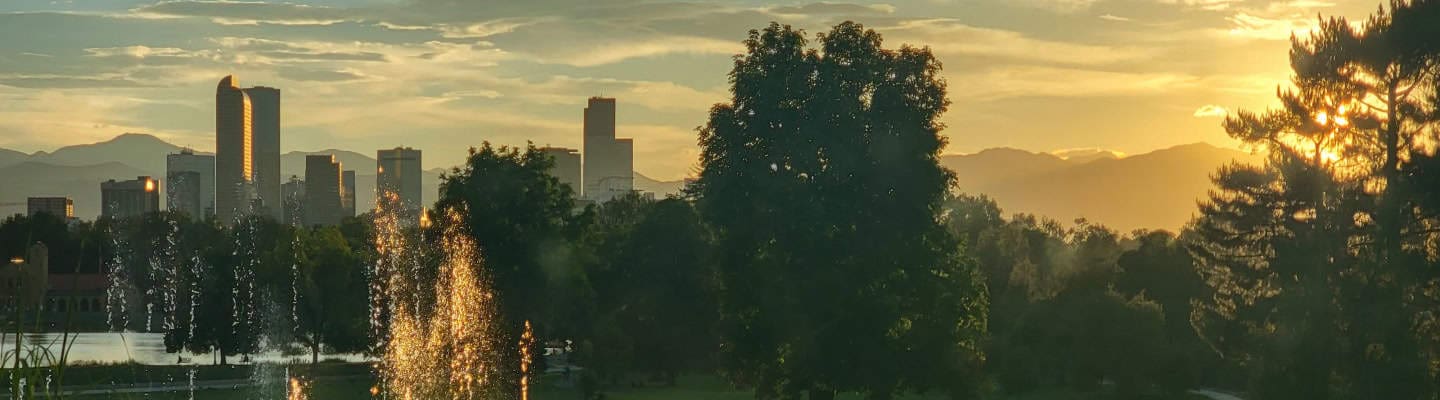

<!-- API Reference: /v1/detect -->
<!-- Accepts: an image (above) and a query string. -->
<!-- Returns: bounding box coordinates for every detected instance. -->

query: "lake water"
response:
[0,332,372,366]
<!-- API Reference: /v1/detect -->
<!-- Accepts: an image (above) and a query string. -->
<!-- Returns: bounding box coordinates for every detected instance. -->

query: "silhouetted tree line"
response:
[0,211,371,365]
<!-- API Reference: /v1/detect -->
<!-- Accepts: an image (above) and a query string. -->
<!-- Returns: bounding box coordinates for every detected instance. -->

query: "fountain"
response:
[371,192,511,399]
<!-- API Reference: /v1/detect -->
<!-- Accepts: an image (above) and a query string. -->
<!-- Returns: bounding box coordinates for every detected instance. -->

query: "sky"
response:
[0,0,1386,180]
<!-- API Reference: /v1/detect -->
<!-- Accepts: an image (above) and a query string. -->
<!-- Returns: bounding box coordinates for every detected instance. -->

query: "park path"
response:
[1190,388,1245,400]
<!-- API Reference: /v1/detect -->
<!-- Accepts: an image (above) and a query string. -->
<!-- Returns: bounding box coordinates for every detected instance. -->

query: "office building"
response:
[244,86,282,220]
[166,149,215,218]
[101,176,160,219]
[25,195,72,218]
[582,97,634,202]
[26,197,73,220]
[215,75,253,223]
[281,175,305,225]
[541,147,581,196]
[303,155,343,226]
[342,170,356,218]
[377,147,423,224]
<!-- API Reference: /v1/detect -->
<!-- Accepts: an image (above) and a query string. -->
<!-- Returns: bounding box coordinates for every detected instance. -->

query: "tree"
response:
[587,195,720,384]
[432,141,584,393]
[694,21,987,399]
[1193,2,1440,397]
[296,227,370,364]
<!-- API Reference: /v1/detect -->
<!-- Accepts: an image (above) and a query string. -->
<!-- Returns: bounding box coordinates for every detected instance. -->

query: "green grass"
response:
[48,365,1211,400]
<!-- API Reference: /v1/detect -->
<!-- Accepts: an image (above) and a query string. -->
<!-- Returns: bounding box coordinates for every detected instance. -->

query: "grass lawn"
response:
[42,364,1209,400]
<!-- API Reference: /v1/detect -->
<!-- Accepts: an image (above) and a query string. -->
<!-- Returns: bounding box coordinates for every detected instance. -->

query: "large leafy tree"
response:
[694,21,987,399]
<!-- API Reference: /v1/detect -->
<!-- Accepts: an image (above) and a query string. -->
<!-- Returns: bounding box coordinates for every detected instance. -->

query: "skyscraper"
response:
[26,197,72,220]
[166,149,215,219]
[215,75,253,223]
[377,147,423,224]
[582,97,634,202]
[303,155,343,226]
[540,147,581,196]
[342,170,356,218]
[244,86,282,220]
[101,176,159,219]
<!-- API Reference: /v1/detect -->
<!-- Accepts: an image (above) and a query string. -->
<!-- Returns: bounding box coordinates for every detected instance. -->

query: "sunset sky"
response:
[0,0,1382,180]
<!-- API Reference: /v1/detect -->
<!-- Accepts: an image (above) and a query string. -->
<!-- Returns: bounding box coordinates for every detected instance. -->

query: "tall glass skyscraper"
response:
[244,86,282,220]
[215,75,252,223]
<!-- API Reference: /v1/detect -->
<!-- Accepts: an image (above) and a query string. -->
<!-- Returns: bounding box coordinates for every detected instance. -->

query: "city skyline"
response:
[0,0,1390,182]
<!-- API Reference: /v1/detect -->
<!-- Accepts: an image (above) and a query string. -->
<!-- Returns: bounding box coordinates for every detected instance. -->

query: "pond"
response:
[0,332,371,366]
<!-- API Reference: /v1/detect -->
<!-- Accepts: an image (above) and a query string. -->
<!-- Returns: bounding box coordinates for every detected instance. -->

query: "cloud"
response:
[503,75,725,113]
[1158,0,1244,11]
[131,1,358,24]
[1225,12,1316,40]
[275,67,369,82]
[1193,104,1228,117]
[1099,14,1132,22]
[0,74,152,88]
[437,18,540,39]
[881,19,1150,66]
[84,45,200,59]
[769,3,896,16]
[256,50,388,62]
[953,66,1199,101]
[1266,0,1336,12]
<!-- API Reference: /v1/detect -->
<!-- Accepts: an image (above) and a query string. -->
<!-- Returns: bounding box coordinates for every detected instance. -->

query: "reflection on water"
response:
[0,333,371,366]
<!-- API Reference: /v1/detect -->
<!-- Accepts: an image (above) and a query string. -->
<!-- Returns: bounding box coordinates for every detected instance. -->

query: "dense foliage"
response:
[694,22,987,399]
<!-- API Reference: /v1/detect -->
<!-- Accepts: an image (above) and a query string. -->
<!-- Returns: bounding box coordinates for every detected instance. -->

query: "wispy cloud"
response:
[1193,104,1228,117]
[1225,12,1317,40]
[953,66,1199,101]
[882,19,1150,66]
[1158,0,1244,11]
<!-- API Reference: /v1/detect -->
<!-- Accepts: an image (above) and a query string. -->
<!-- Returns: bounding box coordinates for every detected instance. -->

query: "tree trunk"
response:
[220,350,228,365]
[1380,84,1403,262]
[312,342,320,365]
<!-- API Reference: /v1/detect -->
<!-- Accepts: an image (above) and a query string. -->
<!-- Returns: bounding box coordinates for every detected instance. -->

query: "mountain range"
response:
[0,134,682,219]
[942,143,1262,231]
[0,134,1260,230]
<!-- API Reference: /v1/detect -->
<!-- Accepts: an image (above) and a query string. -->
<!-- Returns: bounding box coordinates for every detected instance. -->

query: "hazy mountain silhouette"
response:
[0,148,26,166]
[635,172,686,197]
[944,148,1072,190]
[0,134,1259,228]
[0,161,149,218]
[19,133,189,173]
[1052,148,1123,164]
[945,143,1263,231]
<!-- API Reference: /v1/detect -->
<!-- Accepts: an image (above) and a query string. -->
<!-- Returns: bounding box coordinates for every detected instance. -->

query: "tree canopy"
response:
[695,21,986,399]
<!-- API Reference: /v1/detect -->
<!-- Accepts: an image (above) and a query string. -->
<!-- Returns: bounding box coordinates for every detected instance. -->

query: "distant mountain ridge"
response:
[0,134,666,219]
[944,143,1263,231]
[0,134,1259,229]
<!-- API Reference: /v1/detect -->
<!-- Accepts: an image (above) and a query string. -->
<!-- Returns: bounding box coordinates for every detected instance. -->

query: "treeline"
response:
[0,211,371,365]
